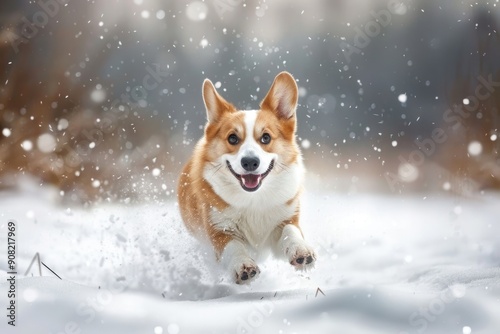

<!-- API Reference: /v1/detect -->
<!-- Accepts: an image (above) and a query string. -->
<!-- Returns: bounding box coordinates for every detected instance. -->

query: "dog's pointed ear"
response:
[202,79,234,123]
[260,71,298,120]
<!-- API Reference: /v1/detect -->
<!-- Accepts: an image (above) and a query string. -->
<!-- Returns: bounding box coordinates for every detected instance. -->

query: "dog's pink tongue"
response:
[241,174,261,189]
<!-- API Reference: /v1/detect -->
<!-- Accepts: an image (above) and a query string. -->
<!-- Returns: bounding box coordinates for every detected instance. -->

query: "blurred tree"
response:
[441,8,500,191]
[0,1,172,203]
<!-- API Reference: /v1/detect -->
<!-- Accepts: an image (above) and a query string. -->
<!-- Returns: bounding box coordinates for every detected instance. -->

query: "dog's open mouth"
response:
[226,160,274,192]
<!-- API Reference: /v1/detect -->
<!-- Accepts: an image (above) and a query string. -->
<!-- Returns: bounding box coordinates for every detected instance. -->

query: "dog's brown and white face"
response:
[201,72,304,208]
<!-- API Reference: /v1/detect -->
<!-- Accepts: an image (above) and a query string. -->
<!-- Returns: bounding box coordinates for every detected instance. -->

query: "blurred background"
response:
[1,0,499,204]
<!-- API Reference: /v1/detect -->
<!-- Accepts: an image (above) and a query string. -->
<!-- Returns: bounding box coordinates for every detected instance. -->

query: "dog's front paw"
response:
[287,243,316,271]
[234,261,260,284]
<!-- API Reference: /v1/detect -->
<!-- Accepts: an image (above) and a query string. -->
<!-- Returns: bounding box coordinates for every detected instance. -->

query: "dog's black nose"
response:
[241,156,260,172]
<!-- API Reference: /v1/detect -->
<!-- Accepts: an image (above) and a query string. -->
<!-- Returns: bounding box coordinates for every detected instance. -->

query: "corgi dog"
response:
[177,72,316,284]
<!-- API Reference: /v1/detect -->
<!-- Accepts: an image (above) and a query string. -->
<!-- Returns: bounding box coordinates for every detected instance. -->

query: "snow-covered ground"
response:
[1,180,499,334]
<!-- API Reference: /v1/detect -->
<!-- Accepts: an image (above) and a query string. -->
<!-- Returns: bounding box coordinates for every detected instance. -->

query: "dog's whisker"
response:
[204,163,224,177]
[276,162,290,173]
[212,164,224,176]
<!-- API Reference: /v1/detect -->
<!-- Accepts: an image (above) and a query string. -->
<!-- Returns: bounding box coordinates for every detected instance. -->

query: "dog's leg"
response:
[220,239,260,284]
[277,222,316,270]
[209,228,260,284]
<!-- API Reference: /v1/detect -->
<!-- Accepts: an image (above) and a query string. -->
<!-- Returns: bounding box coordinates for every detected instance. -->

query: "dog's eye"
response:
[228,134,240,145]
[260,133,271,145]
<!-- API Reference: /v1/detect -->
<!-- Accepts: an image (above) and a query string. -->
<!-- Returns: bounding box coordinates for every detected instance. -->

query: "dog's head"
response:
[201,72,303,200]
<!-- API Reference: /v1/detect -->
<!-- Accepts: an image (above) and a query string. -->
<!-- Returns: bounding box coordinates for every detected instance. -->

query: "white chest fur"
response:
[210,202,297,250]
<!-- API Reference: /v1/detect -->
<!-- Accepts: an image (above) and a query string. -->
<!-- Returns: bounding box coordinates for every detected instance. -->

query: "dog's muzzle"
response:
[226,160,274,192]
